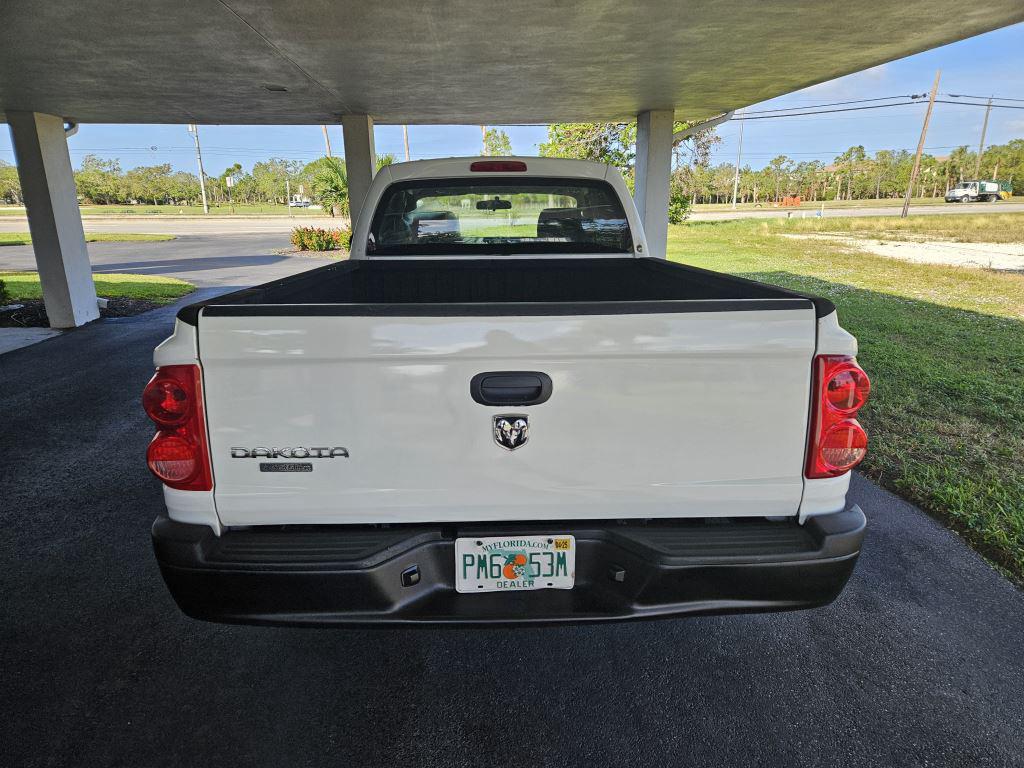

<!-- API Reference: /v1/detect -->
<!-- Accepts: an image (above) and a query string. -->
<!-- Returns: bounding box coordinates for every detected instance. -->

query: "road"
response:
[0,234,331,287]
[0,214,343,235]
[0,199,1022,235]
[690,200,1024,221]
[1,241,1023,766]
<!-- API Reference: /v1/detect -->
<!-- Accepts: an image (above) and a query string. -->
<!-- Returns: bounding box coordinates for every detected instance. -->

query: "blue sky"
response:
[3,22,1022,174]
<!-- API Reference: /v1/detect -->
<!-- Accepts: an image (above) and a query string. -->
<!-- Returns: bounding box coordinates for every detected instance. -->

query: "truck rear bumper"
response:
[152,507,865,626]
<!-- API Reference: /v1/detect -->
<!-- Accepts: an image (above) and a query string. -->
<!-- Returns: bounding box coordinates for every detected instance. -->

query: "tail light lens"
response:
[470,160,527,172]
[806,355,870,478]
[142,365,212,491]
[143,377,191,426]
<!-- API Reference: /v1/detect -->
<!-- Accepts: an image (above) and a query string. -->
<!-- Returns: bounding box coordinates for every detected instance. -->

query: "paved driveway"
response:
[0,234,333,287]
[1,199,1022,235]
[2,289,1023,767]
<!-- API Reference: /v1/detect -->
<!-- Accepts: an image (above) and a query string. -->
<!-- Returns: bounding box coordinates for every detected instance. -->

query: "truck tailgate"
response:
[198,307,815,525]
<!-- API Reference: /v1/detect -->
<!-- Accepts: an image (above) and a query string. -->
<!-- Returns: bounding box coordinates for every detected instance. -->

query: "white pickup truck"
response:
[147,157,869,625]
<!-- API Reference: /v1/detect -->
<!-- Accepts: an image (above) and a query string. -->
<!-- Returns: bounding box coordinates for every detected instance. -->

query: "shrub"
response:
[290,227,347,252]
[667,188,692,225]
[0,278,8,304]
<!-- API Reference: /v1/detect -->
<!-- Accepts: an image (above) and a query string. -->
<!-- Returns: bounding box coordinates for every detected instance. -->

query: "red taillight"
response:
[142,365,212,491]
[147,433,200,483]
[143,377,191,426]
[806,355,870,478]
[823,363,870,413]
[470,160,527,172]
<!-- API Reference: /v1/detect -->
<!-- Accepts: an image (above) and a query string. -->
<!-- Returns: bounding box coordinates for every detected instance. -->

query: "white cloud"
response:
[802,64,891,98]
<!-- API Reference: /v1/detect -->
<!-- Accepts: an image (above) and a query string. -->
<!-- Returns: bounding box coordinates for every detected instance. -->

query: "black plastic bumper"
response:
[152,507,865,626]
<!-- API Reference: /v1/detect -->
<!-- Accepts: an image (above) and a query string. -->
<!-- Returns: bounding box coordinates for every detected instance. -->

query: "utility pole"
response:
[901,70,940,219]
[731,113,744,210]
[187,124,209,214]
[321,125,333,157]
[286,177,292,218]
[225,173,234,214]
[402,125,411,161]
[974,96,993,178]
[481,125,487,154]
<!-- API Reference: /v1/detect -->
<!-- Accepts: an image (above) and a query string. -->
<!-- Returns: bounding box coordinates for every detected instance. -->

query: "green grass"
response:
[0,271,194,302]
[668,218,1024,580]
[692,196,1024,213]
[0,232,176,246]
[0,204,324,217]
[772,211,1024,243]
[462,223,538,237]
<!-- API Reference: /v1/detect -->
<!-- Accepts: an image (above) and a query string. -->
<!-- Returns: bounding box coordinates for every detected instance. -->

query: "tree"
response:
[667,171,691,223]
[540,120,719,196]
[0,160,22,204]
[124,163,173,205]
[169,171,201,204]
[764,155,793,202]
[539,123,635,173]
[75,155,123,204]
[311,157,349,217]
[982,138,1024,184]
[482,128,512,156]
[252,158,303,204]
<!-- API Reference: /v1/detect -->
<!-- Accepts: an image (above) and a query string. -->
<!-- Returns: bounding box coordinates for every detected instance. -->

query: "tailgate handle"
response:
[471,372,552,406]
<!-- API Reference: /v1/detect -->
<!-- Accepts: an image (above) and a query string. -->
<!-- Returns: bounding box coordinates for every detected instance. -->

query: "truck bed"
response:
[177,258,833,322]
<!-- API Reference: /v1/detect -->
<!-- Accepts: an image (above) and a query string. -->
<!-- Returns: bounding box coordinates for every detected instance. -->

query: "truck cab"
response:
[147,157,869,625]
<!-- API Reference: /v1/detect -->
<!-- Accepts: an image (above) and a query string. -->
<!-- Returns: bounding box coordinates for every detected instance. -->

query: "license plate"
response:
[455,535,576,593]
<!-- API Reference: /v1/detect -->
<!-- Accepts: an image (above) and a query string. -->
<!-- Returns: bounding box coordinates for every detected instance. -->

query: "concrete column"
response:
[7,112,98,327]
[633,110,674,259]
[341,114,376,227]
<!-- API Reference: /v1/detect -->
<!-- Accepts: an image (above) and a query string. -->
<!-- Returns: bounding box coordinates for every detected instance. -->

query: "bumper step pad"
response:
[153,509,865,626]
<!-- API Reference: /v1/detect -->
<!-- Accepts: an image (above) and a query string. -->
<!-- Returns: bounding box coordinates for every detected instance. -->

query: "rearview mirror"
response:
[476,197,512,211]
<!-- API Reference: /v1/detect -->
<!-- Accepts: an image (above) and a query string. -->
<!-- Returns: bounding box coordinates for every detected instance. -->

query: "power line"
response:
[934,99,1024,110]
[740,94,924,115]
[735,101,923,120]
[707,145,963,158]
[944,93,1024,103]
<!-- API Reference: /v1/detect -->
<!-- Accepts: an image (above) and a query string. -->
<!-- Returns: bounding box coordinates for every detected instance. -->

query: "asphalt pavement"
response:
[0,233,332,287]
[1,198,1022,235]
[2,283,1023,767]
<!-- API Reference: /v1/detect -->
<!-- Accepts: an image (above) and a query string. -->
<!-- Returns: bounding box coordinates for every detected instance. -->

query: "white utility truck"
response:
[944,179,1012,203]
[146,157,869,625]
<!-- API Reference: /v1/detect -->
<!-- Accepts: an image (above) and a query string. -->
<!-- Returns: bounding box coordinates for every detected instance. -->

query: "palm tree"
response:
[312,157,349,218]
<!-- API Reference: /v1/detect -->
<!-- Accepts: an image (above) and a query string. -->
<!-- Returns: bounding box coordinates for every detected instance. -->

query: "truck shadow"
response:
[91,254,299,276]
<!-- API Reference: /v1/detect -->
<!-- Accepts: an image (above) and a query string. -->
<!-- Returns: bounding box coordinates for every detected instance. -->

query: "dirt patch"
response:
[782,233,1024,270]
[0,298,167,328]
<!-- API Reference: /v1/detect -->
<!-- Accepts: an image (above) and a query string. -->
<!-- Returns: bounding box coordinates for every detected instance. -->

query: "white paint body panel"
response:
[199,308,817,526]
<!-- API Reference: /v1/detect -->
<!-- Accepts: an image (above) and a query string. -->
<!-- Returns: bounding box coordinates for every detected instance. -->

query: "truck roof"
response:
[381,156,615,183]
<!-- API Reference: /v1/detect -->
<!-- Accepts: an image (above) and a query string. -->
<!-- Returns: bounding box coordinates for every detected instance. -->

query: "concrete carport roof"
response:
[3,0,1024,328]
[2,1,1024,124]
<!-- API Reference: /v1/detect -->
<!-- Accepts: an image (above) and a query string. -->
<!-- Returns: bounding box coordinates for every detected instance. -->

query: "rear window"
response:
[366,177,634,256]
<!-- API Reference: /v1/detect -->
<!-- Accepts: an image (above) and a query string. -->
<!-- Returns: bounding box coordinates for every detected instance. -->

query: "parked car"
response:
[145,157,869,625]
[945,180,1012,202]
[288,199,311,207]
